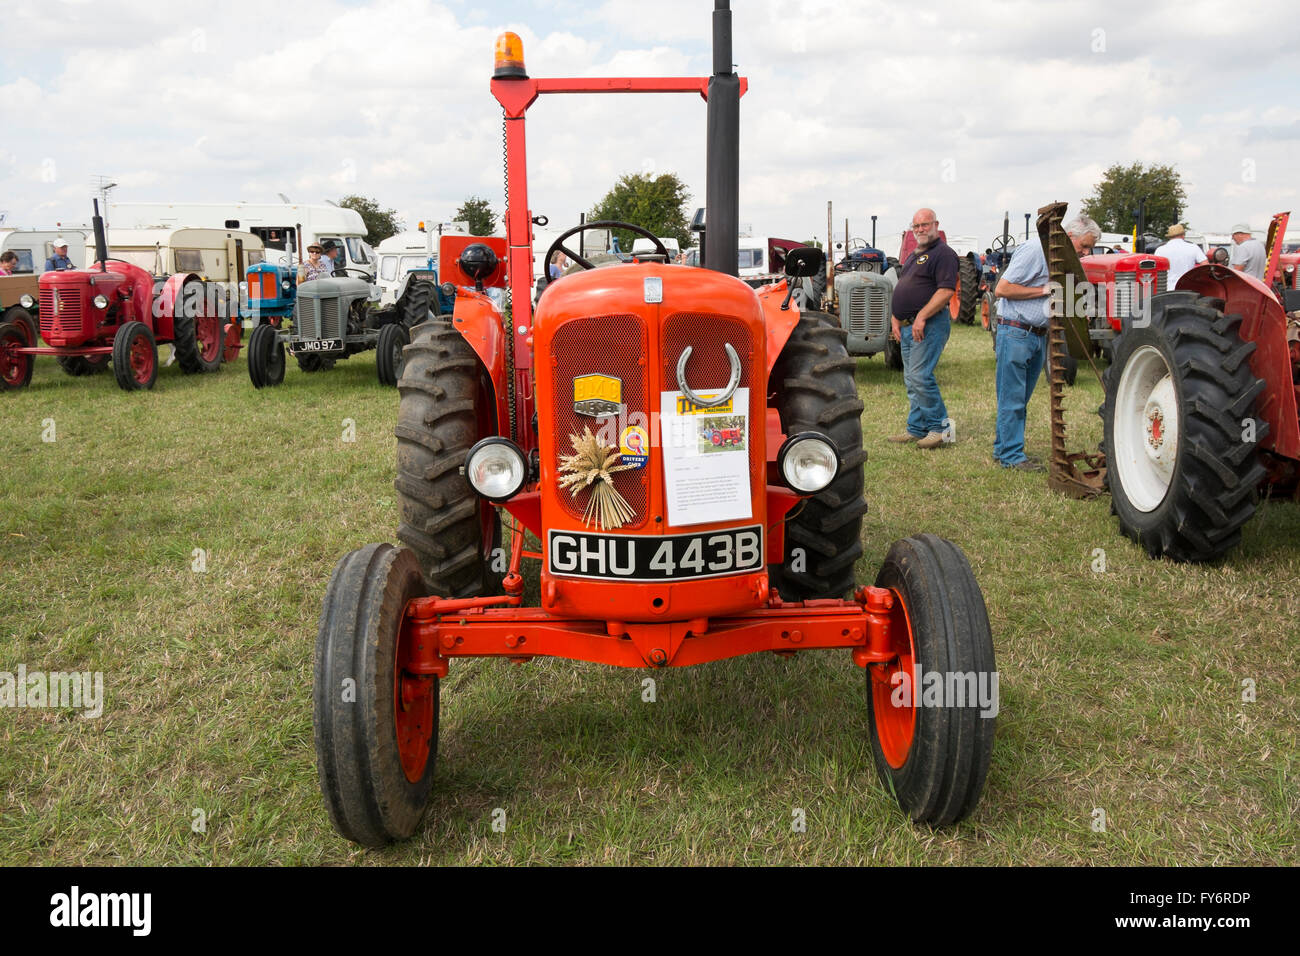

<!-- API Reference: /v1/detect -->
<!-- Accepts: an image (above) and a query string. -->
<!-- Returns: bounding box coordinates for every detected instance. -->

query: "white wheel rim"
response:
[1114,345,1179,512]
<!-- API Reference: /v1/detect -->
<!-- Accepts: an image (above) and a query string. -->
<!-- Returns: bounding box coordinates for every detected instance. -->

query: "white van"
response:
[107,202,373,274]
[630,236,681,260]
[374,230,439,307]
[0,228,90,273]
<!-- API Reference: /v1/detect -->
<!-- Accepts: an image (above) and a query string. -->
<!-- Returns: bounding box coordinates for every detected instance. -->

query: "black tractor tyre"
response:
[376,322,410,387]
[883,333,903,370]
[248,323,285,388]
[296,353,337,373]
[314,543,436,847]
[1045,352,1078,387]
[399,279,435,327]
[172,282,222,374]
[2,306,38,348]
[1100,291,1268,561]
[57,354,109,376]
[0,321,34,390]
[111,321,158,391]
[867,534,996,826]
[954,255,979,325]
[395,320,501,596]
[768,311,868,600]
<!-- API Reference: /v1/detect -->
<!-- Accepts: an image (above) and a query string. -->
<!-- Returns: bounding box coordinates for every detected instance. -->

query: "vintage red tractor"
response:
[0,202,239,391]
[1094,209,1300,561]
[313,2,997,847]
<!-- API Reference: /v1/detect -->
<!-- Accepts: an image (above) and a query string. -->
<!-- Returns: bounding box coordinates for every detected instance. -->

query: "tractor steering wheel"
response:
[545,219,669,273]
[333,267,375,283]
[991,235,1017,255]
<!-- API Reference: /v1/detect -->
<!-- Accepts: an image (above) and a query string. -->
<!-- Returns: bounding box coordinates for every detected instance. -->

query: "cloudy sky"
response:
[2,0,1298,256]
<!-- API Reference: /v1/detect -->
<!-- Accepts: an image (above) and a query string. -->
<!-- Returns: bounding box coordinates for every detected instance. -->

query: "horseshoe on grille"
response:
[676,342,741,407]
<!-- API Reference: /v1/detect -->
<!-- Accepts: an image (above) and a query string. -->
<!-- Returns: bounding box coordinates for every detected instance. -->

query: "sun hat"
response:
[1165,224,1186,238]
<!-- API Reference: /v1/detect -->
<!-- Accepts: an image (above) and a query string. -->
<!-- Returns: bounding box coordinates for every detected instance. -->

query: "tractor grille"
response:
[1113,269,1168,320]
[296,297,342,340]
[1155,270,1168,295]
[320,298,341,338]
[551,314,649,528]
[249,273,277,301]
[39,288,83,337]
[845,284,889,336]
[661,312,763,492]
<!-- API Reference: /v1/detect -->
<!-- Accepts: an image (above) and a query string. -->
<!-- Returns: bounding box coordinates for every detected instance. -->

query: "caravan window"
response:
[12,250,34,273]
[346,237,369,265]
[252,226,293,252]
[114,250,159,272]
[247,250,264,265]
[175,249,203,272]
[738,248,764,270]
[380,256,398,282]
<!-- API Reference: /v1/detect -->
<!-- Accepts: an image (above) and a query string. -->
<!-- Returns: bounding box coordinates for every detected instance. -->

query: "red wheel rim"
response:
[1,334,28,385]
[197,314,220,363]
[870,588,917,769]
[394,609,434,783]
[130,335,154,385]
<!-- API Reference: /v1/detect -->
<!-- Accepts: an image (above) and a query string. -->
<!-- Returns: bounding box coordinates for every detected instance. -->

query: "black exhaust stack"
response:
[704,0,739,277]
[92,199,109,272]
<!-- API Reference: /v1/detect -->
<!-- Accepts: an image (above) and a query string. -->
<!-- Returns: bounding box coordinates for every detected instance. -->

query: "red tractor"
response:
[313,2,996,847]
[0,203,238,391]
[1096,208,1300,560]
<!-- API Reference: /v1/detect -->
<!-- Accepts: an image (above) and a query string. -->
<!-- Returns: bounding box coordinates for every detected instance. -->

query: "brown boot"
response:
[888,431,919,443]
[916,432,945,449]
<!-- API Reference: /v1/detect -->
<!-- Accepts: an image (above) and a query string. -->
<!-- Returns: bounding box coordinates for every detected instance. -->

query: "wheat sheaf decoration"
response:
[557,428,637,530]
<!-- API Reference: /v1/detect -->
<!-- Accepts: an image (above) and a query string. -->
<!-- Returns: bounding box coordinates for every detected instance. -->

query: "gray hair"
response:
[1064,215,1102,241]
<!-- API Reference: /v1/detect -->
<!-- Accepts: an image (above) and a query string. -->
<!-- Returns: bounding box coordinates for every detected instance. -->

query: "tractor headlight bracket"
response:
[778,432,840,494]
[464,437,528,502]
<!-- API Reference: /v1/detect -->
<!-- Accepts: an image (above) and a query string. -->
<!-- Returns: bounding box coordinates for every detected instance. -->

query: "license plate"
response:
[294,338,343,353]
[547,525,763,581]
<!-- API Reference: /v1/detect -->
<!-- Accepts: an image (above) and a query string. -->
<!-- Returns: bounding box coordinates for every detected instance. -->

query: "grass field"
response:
[1,324,1297,865]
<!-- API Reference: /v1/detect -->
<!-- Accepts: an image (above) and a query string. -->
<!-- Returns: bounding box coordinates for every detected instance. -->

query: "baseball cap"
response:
[53,237,69,248]
[1231,223,1253,234]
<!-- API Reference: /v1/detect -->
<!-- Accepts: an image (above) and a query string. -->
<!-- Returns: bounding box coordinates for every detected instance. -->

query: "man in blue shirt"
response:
[992,215,1099,470]
[43,238,74,272]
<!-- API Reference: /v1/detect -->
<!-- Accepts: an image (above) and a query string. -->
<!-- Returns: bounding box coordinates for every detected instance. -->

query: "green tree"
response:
[455,196,498,236]
[589,172,691,251]
[339,195,402,245]
[1080,162,1187,236]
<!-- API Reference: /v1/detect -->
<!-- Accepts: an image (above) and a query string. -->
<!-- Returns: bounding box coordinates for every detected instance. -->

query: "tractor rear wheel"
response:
[395,320,501,596]
[399,279,435,326]
[768,311,868,600]
[112,322,158,391]
[172,281,223,374]
[57,354,109,376]
[949,255,979,325]
[314,542,436,847]
[2,306,37,348]
[376,322,409,386]
[0,322,34,390]
[1101,291,1268,561]
[248,323,285,388]
[867,534,995,825]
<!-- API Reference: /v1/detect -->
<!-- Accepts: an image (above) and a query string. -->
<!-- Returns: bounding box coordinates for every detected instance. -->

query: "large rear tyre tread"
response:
[769,311,867,600]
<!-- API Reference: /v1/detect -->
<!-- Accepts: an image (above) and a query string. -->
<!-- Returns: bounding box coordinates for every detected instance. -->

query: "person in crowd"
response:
[887,208,958,450]
[991,215,1099,471]
[1154,223,1207,288]
[0,251,19,275]
[43,239,74,272]
[1229,224,1266,280]
[299,244,333,283]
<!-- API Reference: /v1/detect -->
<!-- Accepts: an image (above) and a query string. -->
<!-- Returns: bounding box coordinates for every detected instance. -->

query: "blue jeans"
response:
[899,313,951,437]
[993,324,1045,464]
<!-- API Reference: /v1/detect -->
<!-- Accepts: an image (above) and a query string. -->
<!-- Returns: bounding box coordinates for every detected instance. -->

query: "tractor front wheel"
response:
[314,543,436,847]
[248,323,285,388]
[1101,291,1267,561]
[112,322,158,391]
[395,320,500,596]
[768,311,868,600]
[867,534,996,825]
[2,306,37,348]
[0,322,34,390]
[376,322,409,387]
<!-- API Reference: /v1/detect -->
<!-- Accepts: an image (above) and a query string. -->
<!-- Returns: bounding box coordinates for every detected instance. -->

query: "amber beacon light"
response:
[493,32,527,79]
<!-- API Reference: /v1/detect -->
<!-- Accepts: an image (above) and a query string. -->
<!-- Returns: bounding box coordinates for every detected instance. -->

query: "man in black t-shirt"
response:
[888,208,958,449]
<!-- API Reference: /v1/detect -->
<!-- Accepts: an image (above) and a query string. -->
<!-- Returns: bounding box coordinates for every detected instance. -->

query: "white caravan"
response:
[0,228,90,273]
[107,202,374,274]
[374,230,440,307]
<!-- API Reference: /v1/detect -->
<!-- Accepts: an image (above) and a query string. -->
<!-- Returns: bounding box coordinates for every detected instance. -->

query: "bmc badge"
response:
[573,373,625,418]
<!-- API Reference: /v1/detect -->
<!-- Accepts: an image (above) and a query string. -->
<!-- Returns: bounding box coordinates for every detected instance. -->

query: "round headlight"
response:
[779,432,839,494]
[465,437,526,501]
[281,279,291,291]
[92,294,109,309]
[19,294,35,309]
[440,281,457,300]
